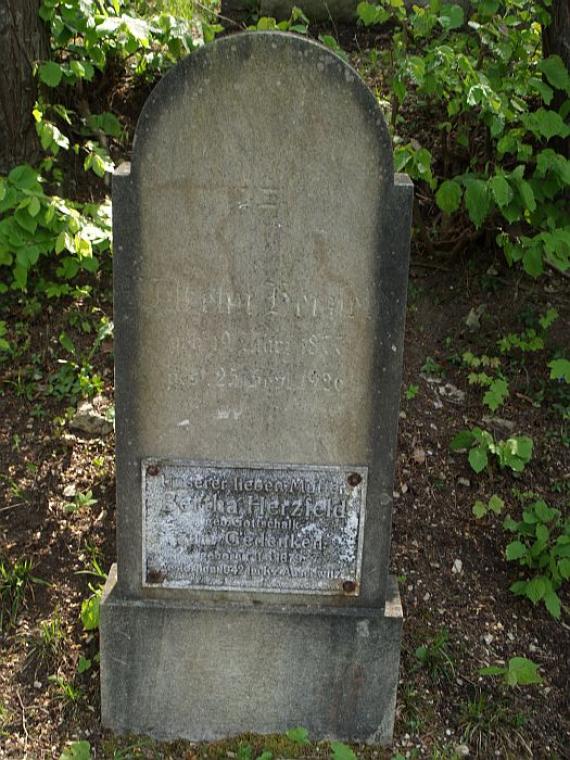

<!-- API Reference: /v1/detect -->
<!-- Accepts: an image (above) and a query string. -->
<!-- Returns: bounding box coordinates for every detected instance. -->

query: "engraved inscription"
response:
[142,461,367,594]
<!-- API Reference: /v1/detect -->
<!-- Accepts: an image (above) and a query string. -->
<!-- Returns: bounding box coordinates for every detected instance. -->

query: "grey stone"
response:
[102,31,412,744]
[70,399,113,436]
[101,565,403,744]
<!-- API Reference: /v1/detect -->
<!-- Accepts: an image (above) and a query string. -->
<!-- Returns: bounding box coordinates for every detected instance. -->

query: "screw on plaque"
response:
[146,464,160,476]
[342,580,357,594]
[347,472,362,487]
[147,568,166,583]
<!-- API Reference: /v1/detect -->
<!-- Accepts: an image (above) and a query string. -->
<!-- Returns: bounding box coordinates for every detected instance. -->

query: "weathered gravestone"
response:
[100,31,412,744]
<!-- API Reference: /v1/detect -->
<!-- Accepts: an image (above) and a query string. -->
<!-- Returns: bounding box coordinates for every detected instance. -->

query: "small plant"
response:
[405,383,419,400]
[64,489,97,514]
[48,673,83,705]
[421,356,445,377]
[330,741,357,760]
[59,741,92,760]
[78,557,107,631]
[473,494,504,519]
[459,691,528,757]
[0,557,44,631]
[286,726,310,744]
[480,656,542,686]
[450,428,533,474]
[414,629,455,681]
[503,499,569,619]
[26,613,66,674]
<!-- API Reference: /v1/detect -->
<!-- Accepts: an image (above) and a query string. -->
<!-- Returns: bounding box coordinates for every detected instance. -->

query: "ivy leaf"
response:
[472,500,487,519]
[39,61,63,88]
[435,179,462,213]
[488,494,504,514]
[548,358,570,383]
[488,175,512,207]
[464,178,491,228]
[539,55,570,94]
[483,377,509,411]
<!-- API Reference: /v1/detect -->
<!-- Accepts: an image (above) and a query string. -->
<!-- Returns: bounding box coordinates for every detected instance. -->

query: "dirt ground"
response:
[1,252,568,759]
[0,26,569,760]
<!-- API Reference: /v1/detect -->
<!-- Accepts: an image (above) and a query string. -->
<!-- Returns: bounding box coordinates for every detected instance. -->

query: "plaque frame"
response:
[141,458,367,595]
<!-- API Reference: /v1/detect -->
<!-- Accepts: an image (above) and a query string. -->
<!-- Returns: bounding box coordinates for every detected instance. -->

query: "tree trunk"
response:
[542,0,570,157]
[0,0,49,174]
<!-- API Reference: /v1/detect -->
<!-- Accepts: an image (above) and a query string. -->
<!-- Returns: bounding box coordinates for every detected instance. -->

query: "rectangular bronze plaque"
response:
[142,460,367,594]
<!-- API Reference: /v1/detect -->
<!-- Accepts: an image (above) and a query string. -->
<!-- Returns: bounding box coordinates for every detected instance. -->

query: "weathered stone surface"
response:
[112,31,412,608]
[102,30,412,744]
[70,398,113,436]
[142,460,367,593]
[101,566,403,744]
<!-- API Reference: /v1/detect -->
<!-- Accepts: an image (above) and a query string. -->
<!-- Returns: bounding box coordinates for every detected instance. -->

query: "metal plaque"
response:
[142,460,367,594]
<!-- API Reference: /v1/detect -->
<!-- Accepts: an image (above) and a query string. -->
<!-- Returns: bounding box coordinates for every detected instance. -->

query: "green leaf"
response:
[28,196,41,217]
[506,541,527,561]
[548,358,570,383]
[59,331,76,355]
[77,655,92,674]
[539,55,570,94]
[450,430,475,450]
[507,657,543,686]
[468,445,488,473]
[435,179,462,214]
[544,589,561,619]
[558,558,570,580]
[483,377,509,411]
[525,576,546,604]
[257,752,273,760]
[330,742,357,760]
[286,727,310,745]
[464,178,491,228]
[522,246,543,278]
[523,109,570,140]
[488,494,504,515]
[438,4,464,30]
[479,665,505,676]
[472,500,487,519]
[488,175,512,208]
[39,61,63,88]
[59,741,92,760]
[80,593,100,631]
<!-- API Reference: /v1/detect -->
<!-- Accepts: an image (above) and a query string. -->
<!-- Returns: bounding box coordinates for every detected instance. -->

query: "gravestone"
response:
[221,0,359,23]
[100,31,412,744]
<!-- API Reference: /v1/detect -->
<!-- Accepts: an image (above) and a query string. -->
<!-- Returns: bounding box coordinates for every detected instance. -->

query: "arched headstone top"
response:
[130,31,395,183]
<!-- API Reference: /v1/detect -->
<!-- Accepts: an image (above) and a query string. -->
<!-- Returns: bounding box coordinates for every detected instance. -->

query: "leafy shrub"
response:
[0,165,111,294]
[503,498,569,619]
[356,0,570,277]
[480,656,543,686]
[450,427,533,473]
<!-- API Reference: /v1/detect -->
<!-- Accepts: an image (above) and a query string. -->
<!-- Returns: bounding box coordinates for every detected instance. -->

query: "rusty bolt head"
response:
[347,472,362,487]
[342,580,357,594]
[146,464,160,477]
[147,568,166,583]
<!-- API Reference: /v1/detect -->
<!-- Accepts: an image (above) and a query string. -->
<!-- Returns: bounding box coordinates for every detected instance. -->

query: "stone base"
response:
[100,566,402,744]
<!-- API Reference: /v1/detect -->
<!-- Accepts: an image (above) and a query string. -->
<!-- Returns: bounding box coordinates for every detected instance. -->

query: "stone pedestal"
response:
[100,565,403,744]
